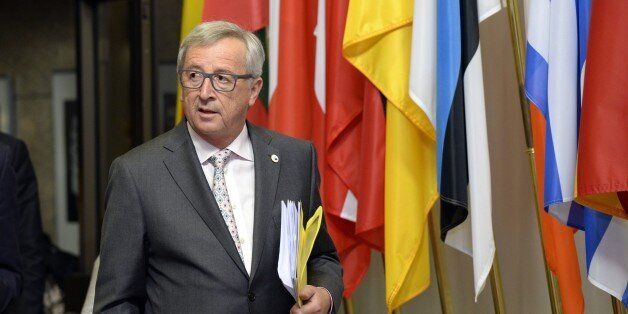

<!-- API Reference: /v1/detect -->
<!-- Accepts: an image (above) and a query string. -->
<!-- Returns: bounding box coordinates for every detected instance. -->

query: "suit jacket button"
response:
[248,292,256,302]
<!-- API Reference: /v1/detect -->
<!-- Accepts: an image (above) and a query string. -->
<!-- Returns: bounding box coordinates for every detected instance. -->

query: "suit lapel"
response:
[248,122,280,282]
[162,122,249,278]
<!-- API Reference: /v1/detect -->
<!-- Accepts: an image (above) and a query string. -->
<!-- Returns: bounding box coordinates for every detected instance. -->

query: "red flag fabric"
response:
[268,0,384,297]
[576,0,628,220]
[201,0,268,32]
[268,0,319,141]
[355,82,385,250]
[531,105,584,314]
[324,0,367,296]
[266,0,327,226]
[323,0,385,296]
[247,99,268,127]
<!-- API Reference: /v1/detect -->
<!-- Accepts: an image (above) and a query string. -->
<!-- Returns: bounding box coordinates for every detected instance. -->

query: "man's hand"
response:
[290,285,332,314]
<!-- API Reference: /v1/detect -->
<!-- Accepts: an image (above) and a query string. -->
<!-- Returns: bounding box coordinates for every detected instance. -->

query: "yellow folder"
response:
[296,205,323,307]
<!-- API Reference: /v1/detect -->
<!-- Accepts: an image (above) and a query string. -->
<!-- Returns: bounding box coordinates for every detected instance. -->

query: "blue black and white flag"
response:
[419,0,500,300]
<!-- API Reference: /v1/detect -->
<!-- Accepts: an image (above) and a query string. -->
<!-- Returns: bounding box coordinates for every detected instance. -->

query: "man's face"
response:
[181,38,262,146]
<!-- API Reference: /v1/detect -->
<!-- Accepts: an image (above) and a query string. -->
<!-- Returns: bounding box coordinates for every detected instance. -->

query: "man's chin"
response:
[188,119,218,133]
[194,126,221,136]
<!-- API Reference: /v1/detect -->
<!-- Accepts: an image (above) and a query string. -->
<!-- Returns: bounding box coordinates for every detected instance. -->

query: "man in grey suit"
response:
[94,21,343,313]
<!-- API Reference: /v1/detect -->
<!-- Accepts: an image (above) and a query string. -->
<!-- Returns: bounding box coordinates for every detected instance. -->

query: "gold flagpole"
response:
[342,297,355,314]
[428,211,454,314]
[489,255,506,314]
[503,0,563,313]
[612,296,627,314]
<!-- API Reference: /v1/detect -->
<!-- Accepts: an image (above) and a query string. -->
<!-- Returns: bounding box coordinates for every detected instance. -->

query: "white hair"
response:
[176,21,265,76]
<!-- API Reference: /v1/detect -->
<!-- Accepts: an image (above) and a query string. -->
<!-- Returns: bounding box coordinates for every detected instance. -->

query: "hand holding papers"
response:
[277,201,324,307]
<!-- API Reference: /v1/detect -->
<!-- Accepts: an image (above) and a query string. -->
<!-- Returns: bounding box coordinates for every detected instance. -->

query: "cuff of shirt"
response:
[319,286,334,314]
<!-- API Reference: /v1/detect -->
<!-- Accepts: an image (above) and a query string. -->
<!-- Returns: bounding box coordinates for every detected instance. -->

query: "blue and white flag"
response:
[580,206,628,306]
[525,0,628,305]
[525,0,580,225]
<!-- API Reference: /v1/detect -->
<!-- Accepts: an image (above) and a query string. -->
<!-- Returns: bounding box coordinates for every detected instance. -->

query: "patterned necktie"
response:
[208,149,244,262]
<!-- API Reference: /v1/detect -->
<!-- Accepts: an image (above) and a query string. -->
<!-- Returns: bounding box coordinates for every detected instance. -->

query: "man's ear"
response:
[248,77,263,107]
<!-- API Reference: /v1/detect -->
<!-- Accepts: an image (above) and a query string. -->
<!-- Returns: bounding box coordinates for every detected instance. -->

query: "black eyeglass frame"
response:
[178,69,257,92]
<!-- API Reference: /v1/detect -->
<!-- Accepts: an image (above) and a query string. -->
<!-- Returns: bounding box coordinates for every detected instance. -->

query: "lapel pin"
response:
[271,154,279,163]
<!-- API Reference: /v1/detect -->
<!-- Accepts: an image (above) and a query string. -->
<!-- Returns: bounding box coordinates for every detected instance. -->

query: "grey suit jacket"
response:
[94,121,343,313]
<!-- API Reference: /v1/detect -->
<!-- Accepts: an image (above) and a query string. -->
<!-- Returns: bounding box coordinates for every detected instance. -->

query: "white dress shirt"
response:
[188,123,255,274]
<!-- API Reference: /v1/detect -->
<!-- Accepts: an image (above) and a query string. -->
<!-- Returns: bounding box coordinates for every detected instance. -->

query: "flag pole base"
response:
[342,297,355,314]
[489,255,506,314]
[612,296,627,314]
[428,210,454,314]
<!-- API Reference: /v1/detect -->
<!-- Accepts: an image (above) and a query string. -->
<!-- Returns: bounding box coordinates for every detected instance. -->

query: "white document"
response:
[277,200,300,300]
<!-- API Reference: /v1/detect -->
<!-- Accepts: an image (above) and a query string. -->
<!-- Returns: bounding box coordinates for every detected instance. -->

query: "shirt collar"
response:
[187,122,254,164]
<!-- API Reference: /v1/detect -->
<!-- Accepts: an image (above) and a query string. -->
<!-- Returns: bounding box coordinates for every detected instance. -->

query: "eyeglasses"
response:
[178,70,256,92]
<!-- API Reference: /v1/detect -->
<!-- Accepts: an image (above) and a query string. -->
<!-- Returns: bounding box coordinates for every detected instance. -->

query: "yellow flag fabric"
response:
[175,0,204,124]
[343,0,438,311]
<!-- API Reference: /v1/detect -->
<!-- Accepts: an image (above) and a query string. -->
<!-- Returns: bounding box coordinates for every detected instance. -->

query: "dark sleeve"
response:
[0,150,22,311]
[5,140,46,314]
[305,143,344,313]
[94,158,147,313]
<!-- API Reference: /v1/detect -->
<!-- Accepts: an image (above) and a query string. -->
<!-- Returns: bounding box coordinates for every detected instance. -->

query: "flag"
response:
[576,0,628,221]
[268,0,321,142]
[576,0,628,305]
[267,0,325,199]
[176,0,269,125]
[323,0,385,297]
[581,207,628,306]
[344,0,438,310]
[269,0,382,297]
[525,0,586,312]
[268,0,360,295]
[353,82,385,251]
[433,0,499,300]
[324,0,368,297]
[531,105,585,314]
[525,0,580,226]
[525,0,628,309]
[528,0,628,306]
[200,0,267,32]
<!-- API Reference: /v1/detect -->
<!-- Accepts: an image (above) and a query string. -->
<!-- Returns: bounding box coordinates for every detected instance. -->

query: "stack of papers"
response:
[277,201,323,306]
[278,201,299,299]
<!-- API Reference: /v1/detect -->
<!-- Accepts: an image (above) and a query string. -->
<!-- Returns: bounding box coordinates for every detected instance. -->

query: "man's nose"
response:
[199,77,215,99]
